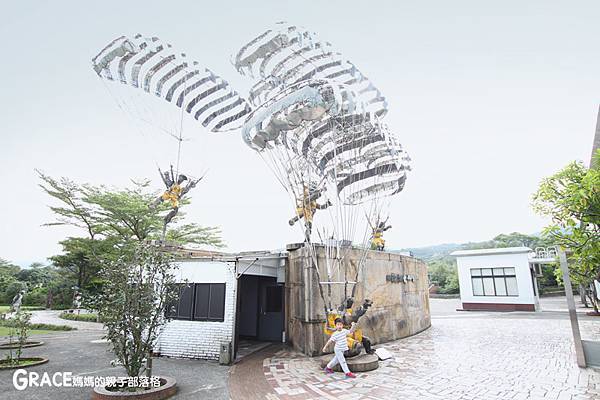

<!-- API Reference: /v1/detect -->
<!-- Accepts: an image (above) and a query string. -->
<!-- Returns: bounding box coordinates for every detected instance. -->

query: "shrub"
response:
[22,288,47,307]
[59,312,99,323]
[2,282,27,304]
[5,311,31,363]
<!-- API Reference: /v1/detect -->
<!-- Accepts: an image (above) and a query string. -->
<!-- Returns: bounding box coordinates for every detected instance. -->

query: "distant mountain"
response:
[393,231,552,262]
[393,243,463,261]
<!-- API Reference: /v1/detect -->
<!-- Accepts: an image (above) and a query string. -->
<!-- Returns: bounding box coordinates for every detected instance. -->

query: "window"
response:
[470,268,518,297]
[265,285,283,312]
[166,283,226,322]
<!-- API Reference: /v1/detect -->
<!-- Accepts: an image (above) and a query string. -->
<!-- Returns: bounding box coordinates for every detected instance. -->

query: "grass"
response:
[0,358,47,369]
[0,319,75,331]
[59,312,100,323]
[0,326,57,336]
[0,305,45,313]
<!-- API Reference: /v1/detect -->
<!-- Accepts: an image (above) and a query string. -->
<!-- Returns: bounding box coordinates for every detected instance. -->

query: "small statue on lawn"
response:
[10,290,25,314]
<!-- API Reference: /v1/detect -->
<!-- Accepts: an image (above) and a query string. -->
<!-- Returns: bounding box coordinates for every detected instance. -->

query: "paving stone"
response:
[229,298,600,400]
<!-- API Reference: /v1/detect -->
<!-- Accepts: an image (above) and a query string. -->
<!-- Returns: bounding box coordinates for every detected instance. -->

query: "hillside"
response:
[395,232,552,262]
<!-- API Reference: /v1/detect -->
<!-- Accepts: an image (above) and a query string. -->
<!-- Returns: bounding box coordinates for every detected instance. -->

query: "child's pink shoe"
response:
[324,367,334,374]
[345,372,357,378]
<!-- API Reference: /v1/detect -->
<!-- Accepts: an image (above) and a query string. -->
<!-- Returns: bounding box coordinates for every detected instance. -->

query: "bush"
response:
[2,281,27,304]
[22,288,47,307]
[428,259,460,294]
[59,312,99,323]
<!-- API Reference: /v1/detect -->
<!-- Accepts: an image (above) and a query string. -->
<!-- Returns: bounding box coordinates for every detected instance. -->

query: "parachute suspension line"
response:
[173,61,188,182]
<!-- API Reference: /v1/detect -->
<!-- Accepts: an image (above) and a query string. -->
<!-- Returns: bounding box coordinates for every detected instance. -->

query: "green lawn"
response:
[0,326,57,336]
[0,305,45,313]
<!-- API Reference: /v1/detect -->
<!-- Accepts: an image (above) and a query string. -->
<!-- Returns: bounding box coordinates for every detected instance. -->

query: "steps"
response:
[319,353,379,372]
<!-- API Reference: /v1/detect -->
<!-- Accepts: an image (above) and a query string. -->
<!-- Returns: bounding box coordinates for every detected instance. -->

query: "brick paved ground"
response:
[232,298,600,400]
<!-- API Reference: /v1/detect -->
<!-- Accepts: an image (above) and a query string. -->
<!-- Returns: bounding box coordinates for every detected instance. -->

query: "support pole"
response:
[558,248,586,367]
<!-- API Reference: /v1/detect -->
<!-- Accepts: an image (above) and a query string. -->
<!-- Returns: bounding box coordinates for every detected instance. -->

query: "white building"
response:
[451,247,541,311]
[156,250,286,362]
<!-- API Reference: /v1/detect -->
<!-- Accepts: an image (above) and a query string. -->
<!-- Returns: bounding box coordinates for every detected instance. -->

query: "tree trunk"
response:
[590,282,599,313]
[78,267,84,290]
[146,348,153,379]
[579,284,589,307]
[46,290,53,309]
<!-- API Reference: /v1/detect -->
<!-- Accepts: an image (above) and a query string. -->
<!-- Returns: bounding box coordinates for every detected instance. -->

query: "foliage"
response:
[37,171,223,247]
[0,259,20,301]
[4,311,31,364]
[463,232,555,251]
[2,281,27,305]
[90,244,178,378]
[49,237,114,293]
[427,259,459,294]
[402,232,555,263]
[532,151,600,310]
[36,171,223,312]
[16,264,57,288]
[417,231,558,295]
[59,312,99,323]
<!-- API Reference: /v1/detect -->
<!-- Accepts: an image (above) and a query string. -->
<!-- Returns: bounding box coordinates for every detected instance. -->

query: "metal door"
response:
[257,280,283,342]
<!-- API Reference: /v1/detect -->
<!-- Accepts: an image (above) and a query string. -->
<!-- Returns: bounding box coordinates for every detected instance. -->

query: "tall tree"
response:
[38,172,223,247]
[0,258,21,298]
[38,172,224,304]
[532,151,600,310]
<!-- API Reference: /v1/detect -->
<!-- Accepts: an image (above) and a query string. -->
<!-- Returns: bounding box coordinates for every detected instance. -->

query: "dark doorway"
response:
[236,275,284,343]
[238,275,259,338]
[258,279,284,341]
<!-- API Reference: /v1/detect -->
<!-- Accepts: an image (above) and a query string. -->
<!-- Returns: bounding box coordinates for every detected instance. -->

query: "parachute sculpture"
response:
[92,22,411,319]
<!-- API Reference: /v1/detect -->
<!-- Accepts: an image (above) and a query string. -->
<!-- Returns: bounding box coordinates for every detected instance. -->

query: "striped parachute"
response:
[233,22,411,311]
[92,34,251,132]
[92,24,411,311]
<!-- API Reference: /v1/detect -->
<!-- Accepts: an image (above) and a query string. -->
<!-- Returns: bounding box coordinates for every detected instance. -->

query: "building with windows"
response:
[451,247,540,311]
[155,244,431,363]
[155,250,286,362]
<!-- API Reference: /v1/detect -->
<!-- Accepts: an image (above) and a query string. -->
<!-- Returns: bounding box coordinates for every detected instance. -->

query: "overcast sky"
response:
[1,1,599,267]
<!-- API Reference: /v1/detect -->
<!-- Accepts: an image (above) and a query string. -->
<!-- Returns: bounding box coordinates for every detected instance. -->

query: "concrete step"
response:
[319,353,379,372]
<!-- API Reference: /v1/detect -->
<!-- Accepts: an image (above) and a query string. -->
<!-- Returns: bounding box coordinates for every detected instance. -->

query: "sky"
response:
[1,0,598,267]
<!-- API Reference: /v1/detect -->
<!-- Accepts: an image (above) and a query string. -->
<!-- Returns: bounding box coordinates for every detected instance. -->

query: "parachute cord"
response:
[174,69,187,181]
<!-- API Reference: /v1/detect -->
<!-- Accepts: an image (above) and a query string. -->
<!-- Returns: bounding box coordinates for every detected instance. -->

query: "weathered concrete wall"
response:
[286,245,431,356]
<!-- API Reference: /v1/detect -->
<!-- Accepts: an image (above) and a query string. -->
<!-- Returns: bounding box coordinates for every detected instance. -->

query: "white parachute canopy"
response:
[91,25,412,311]
[232,22,411,310]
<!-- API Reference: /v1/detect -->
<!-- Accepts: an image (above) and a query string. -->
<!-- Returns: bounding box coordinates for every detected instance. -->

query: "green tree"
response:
[38,171,223,248]
[16,263,56,288]
[427,259,460,294]
[83,180,223,246]
[532,151,600,311]
[3,281,27,305]
[38,172,224,308]
[91,244,178,380]
[49,237,116,291]
[0,258,20,299]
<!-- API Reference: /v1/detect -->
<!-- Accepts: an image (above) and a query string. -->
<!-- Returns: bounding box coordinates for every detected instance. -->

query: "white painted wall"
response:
[456,252,537,305]
[174,260,232,283]
[157,260,236,361]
